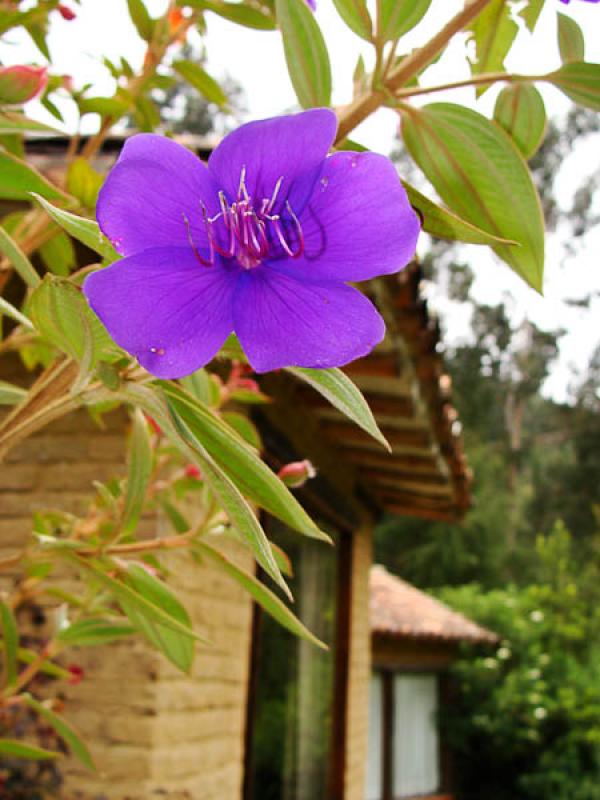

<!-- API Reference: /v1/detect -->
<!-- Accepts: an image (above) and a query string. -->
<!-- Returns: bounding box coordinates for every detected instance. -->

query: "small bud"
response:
[184,464,202,480]
[277,459,316,489]
[57,4,76,20]
[168,7,185,34]
[67,664,85,685]
[0,65,48,106]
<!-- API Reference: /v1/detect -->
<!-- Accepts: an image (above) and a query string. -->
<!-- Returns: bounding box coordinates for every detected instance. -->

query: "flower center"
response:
[183,167,305,269]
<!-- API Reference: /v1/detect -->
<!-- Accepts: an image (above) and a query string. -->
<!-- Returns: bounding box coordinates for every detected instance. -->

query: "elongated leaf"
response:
[0,380,27,406]
[24,695,94,770]
[57,617,137,646]
[286,367,389,450]
[401,103,545,291]
[558,13,584,63]
[161,381,330,542]
[332,0,372,41]
[0,601,18,686]
[222,411,262,450]
[0,112,58,135]
[196,541,326,649]
[122,409,153,534]
[520,0,544,33]
[379,0,431,43]
[0,296,34,330]
[127,0,154,40]
[78,96,131,118]
[122,564,195,672]
[173,60,228,107]
[0,225,41,288]
[39,229,77,276]
[493,83,547,160]
[0,150,68,202]
[186,0,276,29]
[401,181,516,245]
[468,0,518,94]
[548,62,600,112]
[32,194,117,261]
[0,739,60,760]
[275,0,332,108]
[28,275,117,365]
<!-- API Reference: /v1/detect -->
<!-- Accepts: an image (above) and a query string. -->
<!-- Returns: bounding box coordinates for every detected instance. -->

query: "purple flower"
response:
[559,0,599,4]
[84,109,420,378]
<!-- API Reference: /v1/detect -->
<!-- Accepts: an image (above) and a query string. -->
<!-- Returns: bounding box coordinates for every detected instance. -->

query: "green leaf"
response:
[0,225,40,288]
[127,0,155,40]
[222,411,262,451]
[24,695,95,770]
[161,381,330,543]
[173,60,228,108]
[0,150,69,202]
[39,230,77,276]
[122,409,153,534]
[77,96,131,118]
[0,112,58,136]
[520,0,544,33]
[16,647,70,680]
[378,0,431,43]
[187,0,276,29]
[57,618,137,646]
[286,367,390,450]
[196,540,326,649]
[32,194,118,261]
[557,13,585,63]
[275,0,332,108]
[180,368,221,407]
[28,275,116,365]
[0,739,60,761]
[0,296,34,330]
[0,380,27,406]
[401,103,545,291]
[547,62,600,111]
[0,601,18,686]
[468,0,518,94]
[401,180,517,245]
[493,83,547,160]
[66,158,104,209]
[332,0,372,41]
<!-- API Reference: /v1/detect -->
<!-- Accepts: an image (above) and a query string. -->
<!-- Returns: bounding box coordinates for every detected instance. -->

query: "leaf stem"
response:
[394,70,545,99]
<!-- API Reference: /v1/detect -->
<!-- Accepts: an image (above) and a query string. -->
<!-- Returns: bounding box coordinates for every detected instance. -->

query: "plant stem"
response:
[335,0,494,143]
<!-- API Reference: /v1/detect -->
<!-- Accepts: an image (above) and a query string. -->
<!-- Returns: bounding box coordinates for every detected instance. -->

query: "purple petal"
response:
[97,134,219,257]
[84,248,236,378]
[233,268,385,373]
[207,109,337,206]
[273,151,420,283]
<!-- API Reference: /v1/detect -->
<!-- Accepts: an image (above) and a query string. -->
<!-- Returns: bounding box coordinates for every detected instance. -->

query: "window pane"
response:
[365,672,383,800]
[248,521,338,800]
[393,674,439,798]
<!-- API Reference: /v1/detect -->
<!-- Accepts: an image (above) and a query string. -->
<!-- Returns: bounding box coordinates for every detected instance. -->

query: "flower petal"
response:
[274,151,420,282]
[233,268,385,373]
[97,134,219,257]
[84,247,236,378]
[207,109,337,206]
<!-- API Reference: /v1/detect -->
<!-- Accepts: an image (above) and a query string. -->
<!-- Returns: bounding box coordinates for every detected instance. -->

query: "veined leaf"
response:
[57,617,137,647]
[378,0,431,43]
[286,367,389,451]
[493,83,547,160]
[0,601,18,686]
[332,0,372,41]
[24,695,94,770]
[0,739,60,761]
[0,225,40,288]
[275,0,332,108]
[32,194,118,262]
[173,60,228,108]
[468,0,518,94]
[401,103,545,291]
[548,62,600,112]
[127,0,155,40]
[185,0,276,29]
[122,409,153,534]
[221,411,262,451]
[78,96,131,118]
[196,540,326,649]
[39,230,77,276]
[557,13,585,64]
[0,150,69,202]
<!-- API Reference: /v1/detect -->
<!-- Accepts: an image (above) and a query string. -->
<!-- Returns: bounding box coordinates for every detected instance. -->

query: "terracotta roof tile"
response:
[370,565,497,644]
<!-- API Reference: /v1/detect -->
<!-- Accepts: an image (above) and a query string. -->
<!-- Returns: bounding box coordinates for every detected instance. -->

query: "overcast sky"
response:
[2,0,599,401]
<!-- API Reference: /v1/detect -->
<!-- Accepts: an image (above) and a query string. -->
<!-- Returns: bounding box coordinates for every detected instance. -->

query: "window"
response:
[366,671,440,800]
[245,520,341,800]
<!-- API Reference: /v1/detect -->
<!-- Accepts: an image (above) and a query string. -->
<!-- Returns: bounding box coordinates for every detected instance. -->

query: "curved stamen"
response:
[182,213,213,267]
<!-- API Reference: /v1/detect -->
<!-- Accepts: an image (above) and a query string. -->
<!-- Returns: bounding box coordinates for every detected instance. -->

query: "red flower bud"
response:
[67,664,85,685]
[0,65,48,106]
[277,460,316,489]
[184,464,202,480]
[57,4,76,20]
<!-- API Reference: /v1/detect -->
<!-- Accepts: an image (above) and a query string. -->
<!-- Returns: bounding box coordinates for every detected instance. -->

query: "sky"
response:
[1,0,599,401]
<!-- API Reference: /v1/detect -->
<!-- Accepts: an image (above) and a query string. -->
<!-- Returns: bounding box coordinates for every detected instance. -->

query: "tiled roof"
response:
[370,565,497,644]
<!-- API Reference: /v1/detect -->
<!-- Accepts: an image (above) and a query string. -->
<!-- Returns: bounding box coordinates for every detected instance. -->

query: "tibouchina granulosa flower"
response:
[84,109,420,378]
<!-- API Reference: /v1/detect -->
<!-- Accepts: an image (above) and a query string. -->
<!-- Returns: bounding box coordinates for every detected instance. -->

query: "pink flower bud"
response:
[0,65,48,106]
[57,4,76,20]
[184,464,202,480]
[67,664,85,685]
[277,459,316,489]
